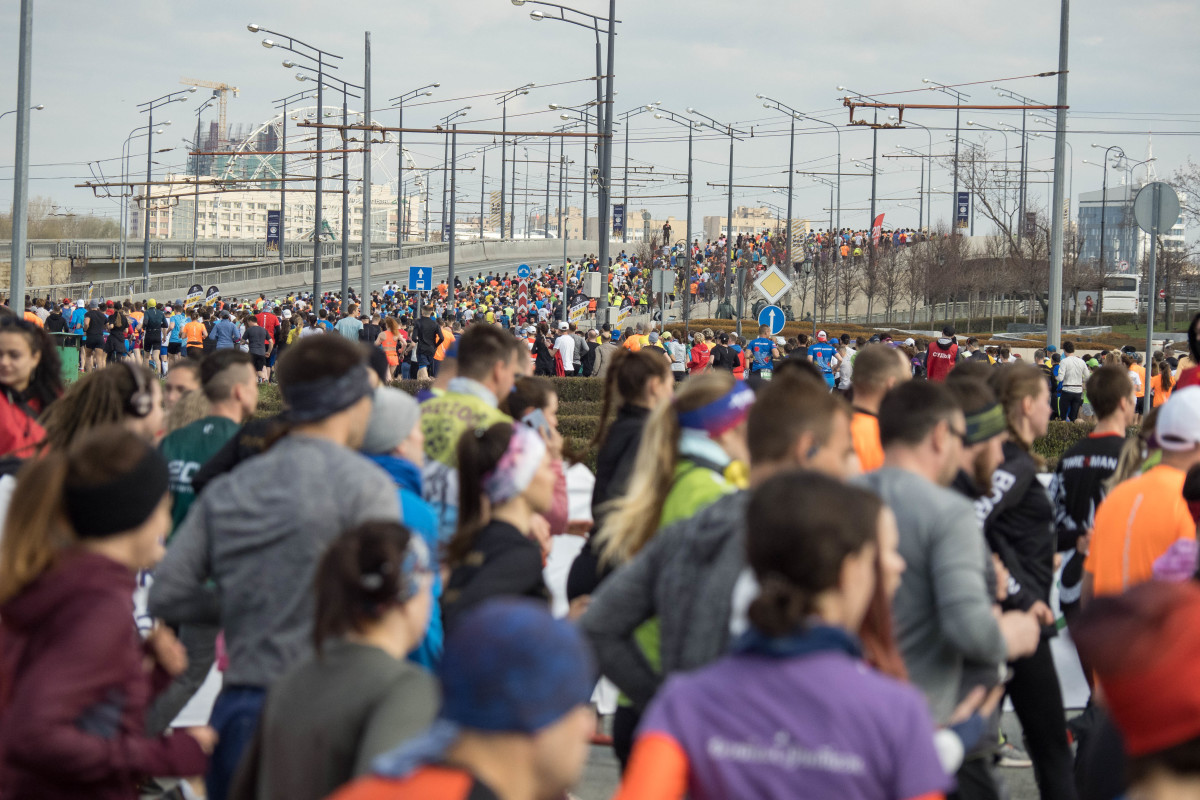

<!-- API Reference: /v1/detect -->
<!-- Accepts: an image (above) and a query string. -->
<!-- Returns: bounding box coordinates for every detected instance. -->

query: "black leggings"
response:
[612,705,641,774]
[1007,636,1078,800]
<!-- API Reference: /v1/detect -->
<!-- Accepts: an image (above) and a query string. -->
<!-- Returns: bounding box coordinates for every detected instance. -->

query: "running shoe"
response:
[997,740,1032,768]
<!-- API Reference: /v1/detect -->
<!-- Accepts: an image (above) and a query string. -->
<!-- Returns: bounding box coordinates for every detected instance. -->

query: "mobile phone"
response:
[522,408,551,440]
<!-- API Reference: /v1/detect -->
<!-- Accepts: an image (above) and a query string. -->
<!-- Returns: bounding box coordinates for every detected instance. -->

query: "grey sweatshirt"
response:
[855,467,1007,723]
[148,435,401,688]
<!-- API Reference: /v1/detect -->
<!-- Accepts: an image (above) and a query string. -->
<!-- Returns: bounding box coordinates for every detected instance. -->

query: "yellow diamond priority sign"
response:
[753,265,793,304]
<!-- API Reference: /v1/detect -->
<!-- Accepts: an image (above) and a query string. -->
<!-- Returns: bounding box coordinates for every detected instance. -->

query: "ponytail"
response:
[594,372,733,566]
[446,422,515,567]
[590,348,671,450]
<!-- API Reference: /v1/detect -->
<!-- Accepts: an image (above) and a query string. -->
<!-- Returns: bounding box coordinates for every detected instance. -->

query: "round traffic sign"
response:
[1159,288,1166,299]
[1133,182,1181,235]
[517,263,531,279]
[757,304,785,335]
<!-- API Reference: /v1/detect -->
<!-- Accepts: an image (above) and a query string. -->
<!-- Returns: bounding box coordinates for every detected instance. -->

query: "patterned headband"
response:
[677,382,756,437]
[482,424,548,506]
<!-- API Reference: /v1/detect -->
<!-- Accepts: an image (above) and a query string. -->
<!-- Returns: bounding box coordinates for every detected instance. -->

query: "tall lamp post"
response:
[889,115,932,229]
[291,64,364,307]
[272,89,317,267]
[965,120,1011,227]
[652,108,703,327]
[550,102,599,243]
[1086,144,1125,274]
[757,95,815,267]
[437,106,472,245]
[0,103,43,122]
[250,23,343,301]
[616,102,660,244]
[496,84,534,240]
[512,0,619,323]
[1034,130,1073,225]
[389,83,439,251]
[922,78,969,233]
[995,86,1048,240]
[8,0,34,306]
[685,107,747,329]
[138,87,195,292]
[191,93,217,273]
[121,123,167,283]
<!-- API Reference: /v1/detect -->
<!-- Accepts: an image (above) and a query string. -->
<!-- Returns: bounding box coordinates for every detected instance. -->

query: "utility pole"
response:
[9,0,33,305]
[1046,0,1070,349]
[361,31,372,301]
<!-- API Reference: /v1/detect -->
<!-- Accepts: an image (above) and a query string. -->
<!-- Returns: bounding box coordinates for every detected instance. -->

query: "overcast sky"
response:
[2,0,1197,236]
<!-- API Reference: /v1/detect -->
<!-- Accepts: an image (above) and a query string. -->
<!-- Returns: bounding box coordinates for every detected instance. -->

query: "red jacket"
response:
[0,551,206,799]
[925,339,959,382]
[0,391,45,460]
[687,342,710,374]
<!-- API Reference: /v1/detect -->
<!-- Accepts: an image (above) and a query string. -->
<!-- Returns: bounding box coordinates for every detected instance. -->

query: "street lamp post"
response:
[552,103,597,243]
[758,96,807,267]
[120,123,167,283]
[250,23,344,301]
[513,0,619,321]
[922,79,969,233]
[995,87,1048,241]
[965,120,1011,227]
[138,87,196,292]
[1087,144,1125,274]
[274,89,317,269]
[8,0,34,305]
[389,83,439,252]
[497,84,534,240]
[290,63,364,307]
[191,94,217,273]
[653,108,702,327]
[616,103,660,244]
[686,107,747,331]
[890,115,933,229]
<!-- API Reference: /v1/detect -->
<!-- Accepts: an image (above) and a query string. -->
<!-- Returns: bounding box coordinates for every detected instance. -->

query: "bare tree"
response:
[880,247,905,324]
[814,249,835,323]
[0,196,120,239]
[839,256,861,321]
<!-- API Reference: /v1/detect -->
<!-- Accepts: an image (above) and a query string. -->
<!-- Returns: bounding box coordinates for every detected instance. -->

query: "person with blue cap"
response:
[329,598,596,800]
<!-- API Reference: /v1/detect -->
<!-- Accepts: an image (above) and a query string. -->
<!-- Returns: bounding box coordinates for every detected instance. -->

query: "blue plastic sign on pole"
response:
[516,263,531,279]
[408,266,433,292]
[266,210,281,252]
[758,304,785,335]
[612,204,625,234]
[956,191,970,229]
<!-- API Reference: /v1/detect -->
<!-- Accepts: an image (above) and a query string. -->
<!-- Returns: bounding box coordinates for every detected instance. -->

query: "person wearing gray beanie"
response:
[361,387,443,670]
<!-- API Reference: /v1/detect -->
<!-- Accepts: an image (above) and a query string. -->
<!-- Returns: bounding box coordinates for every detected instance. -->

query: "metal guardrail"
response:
[24,243,455,300]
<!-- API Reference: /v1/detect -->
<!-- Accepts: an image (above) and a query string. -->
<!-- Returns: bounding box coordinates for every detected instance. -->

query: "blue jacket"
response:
[367,453,444,670]
[208,318,240,349]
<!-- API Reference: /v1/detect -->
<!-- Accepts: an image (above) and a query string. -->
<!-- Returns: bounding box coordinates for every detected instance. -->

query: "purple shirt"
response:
[639,649,949,800]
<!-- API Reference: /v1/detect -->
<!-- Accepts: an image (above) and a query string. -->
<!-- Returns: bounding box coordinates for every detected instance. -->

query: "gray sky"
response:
[2,0,1197,235]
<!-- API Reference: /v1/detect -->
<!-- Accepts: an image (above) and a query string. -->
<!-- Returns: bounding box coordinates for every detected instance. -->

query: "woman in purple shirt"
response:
[616,472,950,800]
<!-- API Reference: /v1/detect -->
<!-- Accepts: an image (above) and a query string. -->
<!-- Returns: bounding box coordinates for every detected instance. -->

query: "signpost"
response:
[758,304,785,335]
[1133,181,1181,409]
[956,192,970,229]
[266,210,281,253]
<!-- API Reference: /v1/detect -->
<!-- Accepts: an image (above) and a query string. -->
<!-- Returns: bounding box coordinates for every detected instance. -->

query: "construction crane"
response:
[179,78,239,146]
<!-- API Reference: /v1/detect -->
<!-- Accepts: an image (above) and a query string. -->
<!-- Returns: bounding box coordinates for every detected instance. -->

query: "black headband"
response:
[281,365,373,423]
[64,446,169,539]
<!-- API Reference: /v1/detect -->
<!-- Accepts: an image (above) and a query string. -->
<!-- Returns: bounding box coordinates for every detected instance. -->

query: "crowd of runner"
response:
[0,269,1199,800]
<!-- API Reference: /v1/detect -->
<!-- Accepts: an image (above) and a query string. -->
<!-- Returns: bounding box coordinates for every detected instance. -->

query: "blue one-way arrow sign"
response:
[408,266,433,292]
[758,304,785,335]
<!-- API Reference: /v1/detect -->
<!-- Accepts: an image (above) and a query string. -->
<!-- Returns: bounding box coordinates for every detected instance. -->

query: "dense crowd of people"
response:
[0,277,1199,800]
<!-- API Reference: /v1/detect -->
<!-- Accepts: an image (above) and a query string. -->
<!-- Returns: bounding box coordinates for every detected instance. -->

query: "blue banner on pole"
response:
[612,204,625,234]
[956,192,969,228]
[266,210,281,252]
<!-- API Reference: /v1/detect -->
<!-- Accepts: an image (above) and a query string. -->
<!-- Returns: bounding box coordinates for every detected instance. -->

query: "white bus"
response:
[1078,274,1140,315]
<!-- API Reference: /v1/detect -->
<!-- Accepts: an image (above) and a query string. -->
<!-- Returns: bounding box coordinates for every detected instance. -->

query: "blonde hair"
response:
[594,372,735,566]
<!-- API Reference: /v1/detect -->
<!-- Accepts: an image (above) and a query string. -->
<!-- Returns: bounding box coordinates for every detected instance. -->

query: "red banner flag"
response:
[871,213,885,246]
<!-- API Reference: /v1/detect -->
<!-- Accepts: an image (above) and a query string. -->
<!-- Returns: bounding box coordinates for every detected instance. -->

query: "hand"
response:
[998,610,1041,660]
[568,595,591,621]
[544,425,564,461]
[990,555,1010,602]
[1076,529,1093,557]
[528,514,552,559]
[145,625,188,677]
[1029,600,1056,627]
[184,726,218,755]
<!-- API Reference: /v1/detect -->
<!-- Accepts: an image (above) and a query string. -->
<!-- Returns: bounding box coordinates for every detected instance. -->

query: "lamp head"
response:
[548,103,560,110]
[424,91,433,96]
[755,93,764,99]
[530,10,544,20]
[686,107,695,114]
[247,23,260,32]
[433,83,441,88]
[511,0,526,5]
[296,74,308,83]
[560,113,571,121]
[33,104,44,110]
[922,77,931,83]
[162,120,172,126]
[836,85,845,91]
[763,102,770,109]
[261,38,274,48]
[282,59,296,68]
[653,112,663,119]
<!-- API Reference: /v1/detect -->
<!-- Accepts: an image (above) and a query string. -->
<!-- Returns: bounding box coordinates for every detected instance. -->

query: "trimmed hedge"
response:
[255,379,1096,467]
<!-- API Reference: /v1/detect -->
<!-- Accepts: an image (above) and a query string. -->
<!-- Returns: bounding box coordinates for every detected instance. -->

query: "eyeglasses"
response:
[948,425,969,443]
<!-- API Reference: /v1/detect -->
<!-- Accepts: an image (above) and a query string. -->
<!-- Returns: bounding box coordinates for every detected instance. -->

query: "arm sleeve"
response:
[543,461,569,536]
[352,672,440,776]
[928,505,1008,665]
[973,464,1040,612]
[147,499,221,625]
[579,534,671,708]
[4,598,208,782]
[613,732,689,800]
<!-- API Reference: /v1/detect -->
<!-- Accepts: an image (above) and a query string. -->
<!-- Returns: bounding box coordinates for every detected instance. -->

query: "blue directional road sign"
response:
[517,263,531,279]
[408,266,433,292]
[758,304,785,335]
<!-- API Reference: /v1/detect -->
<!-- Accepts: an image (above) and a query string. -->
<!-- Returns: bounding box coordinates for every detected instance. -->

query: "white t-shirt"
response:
[554,333,575,367]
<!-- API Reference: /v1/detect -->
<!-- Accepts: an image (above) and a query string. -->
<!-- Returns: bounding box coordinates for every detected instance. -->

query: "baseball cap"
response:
[105,300,114,308]
[558,321,568,330]
[146,299,156,308]
[661,331,671,340]
[904,337,916,347]
[1154,387,1200,452]
[282,309,292,319]
[816,330,828,342]
[1045,344,1057,353]
[648,332,660,344]
[75,299,84,309]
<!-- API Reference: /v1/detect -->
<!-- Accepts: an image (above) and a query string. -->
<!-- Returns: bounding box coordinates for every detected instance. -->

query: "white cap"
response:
[1155,387,1200,452]
[904,337,916,347]
[558,321,569,330]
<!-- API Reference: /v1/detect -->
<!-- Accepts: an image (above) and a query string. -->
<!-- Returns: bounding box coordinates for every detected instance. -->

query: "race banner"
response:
[266,210,281,253]
[616,300,633,329]
[568,296,589,326]
[184,283,205,309]
[204,286,221,307]
[871,213,885,247]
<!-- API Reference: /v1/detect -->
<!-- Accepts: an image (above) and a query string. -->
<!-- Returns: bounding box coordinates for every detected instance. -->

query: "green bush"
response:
[1033,421,1093,468]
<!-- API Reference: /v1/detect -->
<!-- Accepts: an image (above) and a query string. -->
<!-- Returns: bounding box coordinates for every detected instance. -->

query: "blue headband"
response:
[677,382,756,436]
